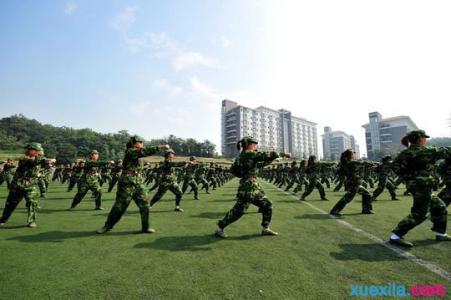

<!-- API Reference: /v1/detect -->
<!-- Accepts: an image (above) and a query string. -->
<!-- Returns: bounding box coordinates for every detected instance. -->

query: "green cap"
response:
[241,136,258,144]
[130,135,145,144]
[407,130,430,139]
[165,149,175,156]
[90,150,99,155]
[26,142,44,152]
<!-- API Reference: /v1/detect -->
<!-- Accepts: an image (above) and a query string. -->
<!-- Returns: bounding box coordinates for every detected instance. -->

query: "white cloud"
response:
[152,78,183,96]
[64,2,77,15]
[172,52,217,71]
[111,8,218,71]
[111,7,136,32]
[189,77,218,102]
[220,35,232,48]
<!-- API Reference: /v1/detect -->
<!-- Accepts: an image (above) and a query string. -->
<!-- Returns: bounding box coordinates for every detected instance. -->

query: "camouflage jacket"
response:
[392,145,450,186]
[12,156,50,187]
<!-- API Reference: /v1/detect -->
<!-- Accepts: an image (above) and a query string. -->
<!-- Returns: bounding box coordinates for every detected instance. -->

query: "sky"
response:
[1,0,450,157]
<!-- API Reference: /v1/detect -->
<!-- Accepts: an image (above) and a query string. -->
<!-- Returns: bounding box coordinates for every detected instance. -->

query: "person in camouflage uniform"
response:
[195,163,210,194]
[437,155,451,206]
[181,156,199,200]
[0,143,55,228]
[0,158,15,189]
[149,149,186,212]
[67,160,85,192]
[293,159,308,193]
[300,155,328,201]
[372,156,399,201]
[215,136,291,238]
[69,150,109,210]
[329,149,373,216]
[108,160,123,192]
[61,164,72,184]
[97,136,168,234]
[389,130,451,247]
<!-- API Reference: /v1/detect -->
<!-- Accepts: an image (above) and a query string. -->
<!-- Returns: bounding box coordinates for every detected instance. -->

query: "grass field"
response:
[0,150,23,161]
[0,179,450,299]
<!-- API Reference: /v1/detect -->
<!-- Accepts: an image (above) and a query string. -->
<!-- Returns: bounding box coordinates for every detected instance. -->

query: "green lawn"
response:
[0,149,22,161]
[0,179,450,299]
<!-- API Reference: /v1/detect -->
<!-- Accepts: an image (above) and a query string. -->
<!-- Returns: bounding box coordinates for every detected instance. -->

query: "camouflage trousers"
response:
[182,177,198,198]
[0,180,39,224]
[301,176,326,199]
[104,180,150,231]
[0,172,14,189]
[150,180,182,207]
[372,177,397,200]
[71,176,102,208]
[330,183,372,213]
[438,185,451,207]
[218,196,273,229]
[67,175,80,192]
[393,184,447,237]
[38,176,49,197]
[218,178,272,229]
[108,174,120,192]
[196,177,209,192]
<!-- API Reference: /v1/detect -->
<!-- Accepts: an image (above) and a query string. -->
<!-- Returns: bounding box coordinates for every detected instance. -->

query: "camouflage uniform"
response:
[300,156,327,201]
[218,149,286,230]
[181,159,198,199]
[391,144,450,237]
[101,142,161,232]
[149,152,185,209]
[437,156,451,206]
[330,151,373,215]
[372,156,398,201]
[0,160,15,189]
[70,152,109,209]
[108,160,123,192]
[0,143,52,226]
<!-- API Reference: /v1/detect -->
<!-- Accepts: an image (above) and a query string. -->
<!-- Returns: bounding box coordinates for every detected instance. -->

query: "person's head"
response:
[128,135,144,150]
[308,155,317,164]
[340,149,355,163]
[189,156,197,163]
[236,136,258,152]
[401,130,429,147]
[78,160,85,167]
[25,142,44,157]
[90,150,99,161]
[165,149,175,160]
[301,159,307,166]
[382,155,392,163]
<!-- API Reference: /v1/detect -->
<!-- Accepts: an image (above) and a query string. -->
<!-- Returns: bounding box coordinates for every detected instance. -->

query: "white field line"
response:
[264,181,451,281]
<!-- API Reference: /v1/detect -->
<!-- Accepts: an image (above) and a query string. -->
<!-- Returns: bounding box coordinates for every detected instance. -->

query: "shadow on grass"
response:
[0,224,28,229]
[134,234,260,252]
[295,214,333,220]
[6,230,142,243]
[330,243,402,262]
[190,211,258,219]
[39,208,98,214]
[410,239,439,247]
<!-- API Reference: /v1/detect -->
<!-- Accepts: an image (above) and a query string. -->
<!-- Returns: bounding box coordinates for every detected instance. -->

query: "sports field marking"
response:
[264,182,451,281]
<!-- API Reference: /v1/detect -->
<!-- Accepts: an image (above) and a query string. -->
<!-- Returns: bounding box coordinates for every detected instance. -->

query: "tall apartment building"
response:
[221,99,318,158]
[322,127,360,160]
[362,111,418,160]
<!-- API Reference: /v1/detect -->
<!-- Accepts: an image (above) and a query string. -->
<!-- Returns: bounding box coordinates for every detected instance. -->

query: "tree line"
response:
[0,115,217,163]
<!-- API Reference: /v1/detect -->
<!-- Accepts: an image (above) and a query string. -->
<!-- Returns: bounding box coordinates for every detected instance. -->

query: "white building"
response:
[222,99,318,158]
[322,126,360,160]
[362,111,418,160]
